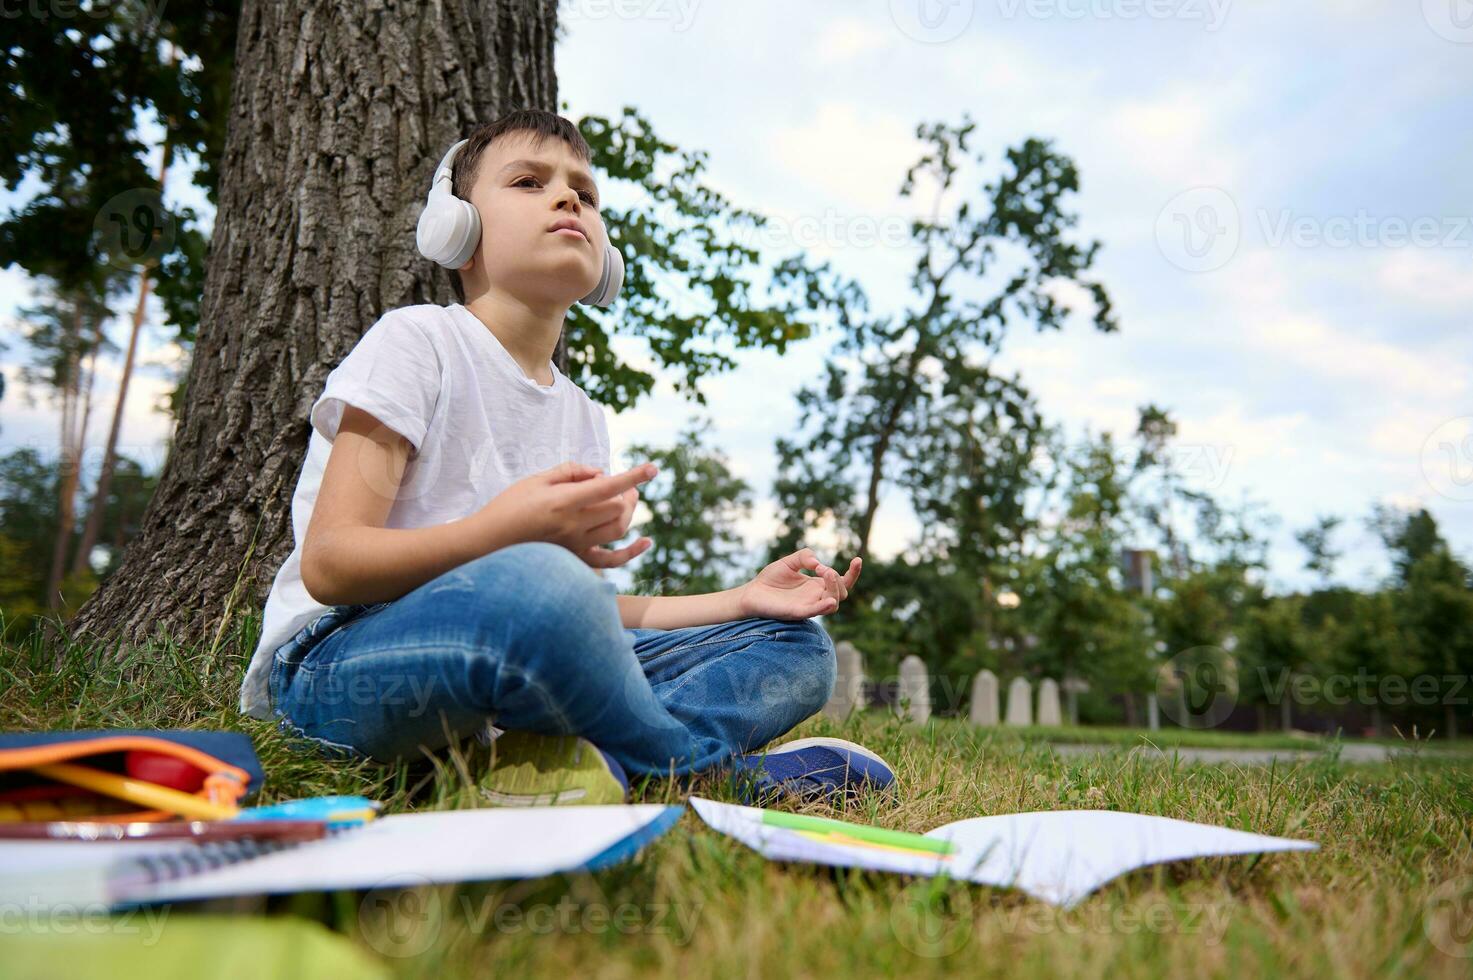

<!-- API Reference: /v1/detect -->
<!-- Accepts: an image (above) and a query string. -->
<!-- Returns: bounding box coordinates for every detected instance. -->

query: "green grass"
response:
[3,618,1472,977]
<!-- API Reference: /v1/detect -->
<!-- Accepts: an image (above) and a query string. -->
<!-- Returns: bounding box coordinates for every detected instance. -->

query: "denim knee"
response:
[460,540,617,665]
[777,617,838,717]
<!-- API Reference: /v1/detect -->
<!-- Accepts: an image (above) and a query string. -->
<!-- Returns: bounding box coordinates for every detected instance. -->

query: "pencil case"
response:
[0,729,264,823]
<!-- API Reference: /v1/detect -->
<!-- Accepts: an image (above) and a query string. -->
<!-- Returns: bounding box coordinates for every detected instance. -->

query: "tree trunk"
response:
[67,0,560,654]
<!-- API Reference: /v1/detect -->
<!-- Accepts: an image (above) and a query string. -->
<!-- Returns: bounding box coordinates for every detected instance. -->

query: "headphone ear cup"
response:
[416,195,481,269]
[580,244,625,307]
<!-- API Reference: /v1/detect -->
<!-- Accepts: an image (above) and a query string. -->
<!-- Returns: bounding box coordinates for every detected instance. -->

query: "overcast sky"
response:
[3,0,1470,594]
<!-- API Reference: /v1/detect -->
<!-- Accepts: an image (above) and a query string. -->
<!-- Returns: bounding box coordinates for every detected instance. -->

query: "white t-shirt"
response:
[239,302,611,719]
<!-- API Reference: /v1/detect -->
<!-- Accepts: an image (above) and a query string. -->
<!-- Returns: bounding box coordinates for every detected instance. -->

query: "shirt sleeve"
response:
[309,311,441,455]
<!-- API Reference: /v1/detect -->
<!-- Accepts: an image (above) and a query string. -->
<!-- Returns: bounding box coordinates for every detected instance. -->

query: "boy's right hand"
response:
[477,460,657,568]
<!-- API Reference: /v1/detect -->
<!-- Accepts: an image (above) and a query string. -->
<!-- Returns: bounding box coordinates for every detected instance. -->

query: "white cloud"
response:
[1375,249,1473,314]
[1244,313,1465,400]
[766,101,923,215]
[813,18,891,64]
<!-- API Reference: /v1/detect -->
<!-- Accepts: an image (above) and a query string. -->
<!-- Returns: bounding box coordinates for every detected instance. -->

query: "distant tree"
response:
[1295,514,1344,586]
[1400,546,1473,740]
[1238,595,1317,731]
[0,449,59,638]
[770,114,1118,646]
[1022,429,1151,700]
[623,418,753,597]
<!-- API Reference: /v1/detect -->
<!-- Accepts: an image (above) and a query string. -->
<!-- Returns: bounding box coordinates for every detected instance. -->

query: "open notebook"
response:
[0,805,682,909]
[689,797,1317,908]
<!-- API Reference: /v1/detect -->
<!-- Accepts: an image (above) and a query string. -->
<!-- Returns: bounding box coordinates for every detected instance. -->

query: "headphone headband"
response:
[429,139,468,196]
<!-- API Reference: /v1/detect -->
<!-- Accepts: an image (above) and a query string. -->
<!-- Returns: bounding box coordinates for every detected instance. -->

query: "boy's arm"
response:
[301,405,525,605]
[615,590,746,630]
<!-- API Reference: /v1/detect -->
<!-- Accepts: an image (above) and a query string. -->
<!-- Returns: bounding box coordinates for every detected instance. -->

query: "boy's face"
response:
[459,132,607,307]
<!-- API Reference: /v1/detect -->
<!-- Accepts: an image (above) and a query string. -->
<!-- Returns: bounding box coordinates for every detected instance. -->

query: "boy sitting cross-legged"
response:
[238,109,894,805]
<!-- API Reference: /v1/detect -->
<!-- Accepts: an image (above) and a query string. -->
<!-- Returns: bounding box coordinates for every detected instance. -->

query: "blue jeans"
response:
[267,541,837,777]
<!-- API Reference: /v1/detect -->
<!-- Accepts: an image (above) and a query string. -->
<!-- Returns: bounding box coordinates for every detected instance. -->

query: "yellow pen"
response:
[32,762,241,821]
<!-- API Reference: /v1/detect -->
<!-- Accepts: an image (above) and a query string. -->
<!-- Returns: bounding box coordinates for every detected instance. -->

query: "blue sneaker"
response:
[728,737,896,804]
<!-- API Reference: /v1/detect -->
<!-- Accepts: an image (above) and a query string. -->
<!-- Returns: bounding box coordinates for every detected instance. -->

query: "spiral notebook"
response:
[0,805,683,909]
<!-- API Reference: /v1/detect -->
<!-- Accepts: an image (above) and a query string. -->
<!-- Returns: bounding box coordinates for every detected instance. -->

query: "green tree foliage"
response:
[1020,429,1151,702]
[565,106,852,411]
[622,418,754,597]
[0,1,232,340]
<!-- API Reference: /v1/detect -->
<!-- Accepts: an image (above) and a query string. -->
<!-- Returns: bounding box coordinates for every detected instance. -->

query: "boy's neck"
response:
[461,288,568,386]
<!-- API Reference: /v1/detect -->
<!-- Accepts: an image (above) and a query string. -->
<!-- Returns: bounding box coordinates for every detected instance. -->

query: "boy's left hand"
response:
[736,547,862,621]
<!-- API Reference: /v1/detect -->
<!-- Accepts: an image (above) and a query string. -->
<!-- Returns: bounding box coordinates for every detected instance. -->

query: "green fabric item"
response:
[0,914,390,980]
[478,730,629,806]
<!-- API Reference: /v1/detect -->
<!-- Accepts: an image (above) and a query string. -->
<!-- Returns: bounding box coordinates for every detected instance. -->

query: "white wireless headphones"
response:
[415,138,624,307]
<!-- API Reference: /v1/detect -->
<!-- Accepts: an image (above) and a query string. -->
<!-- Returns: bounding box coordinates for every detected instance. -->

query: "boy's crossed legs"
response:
[267,541,838,779]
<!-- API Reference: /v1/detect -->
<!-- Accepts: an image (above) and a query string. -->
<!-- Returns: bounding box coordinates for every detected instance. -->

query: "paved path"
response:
[1044,742,1400,764]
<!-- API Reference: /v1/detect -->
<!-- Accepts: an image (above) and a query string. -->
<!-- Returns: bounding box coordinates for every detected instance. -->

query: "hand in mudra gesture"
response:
[736,547,862,621]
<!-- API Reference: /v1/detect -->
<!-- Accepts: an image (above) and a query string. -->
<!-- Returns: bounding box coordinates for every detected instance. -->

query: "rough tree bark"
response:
[67,0,561,653]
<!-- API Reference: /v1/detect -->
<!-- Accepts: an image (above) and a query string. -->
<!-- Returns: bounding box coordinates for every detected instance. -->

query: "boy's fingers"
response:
[584,537,650,567]
[571,464,658,504]
[549,461,603,483]
[787,548,822,574]
[581,497,627,531]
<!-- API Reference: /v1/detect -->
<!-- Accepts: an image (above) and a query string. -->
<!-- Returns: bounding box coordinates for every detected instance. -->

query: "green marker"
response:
[761,809,957,855]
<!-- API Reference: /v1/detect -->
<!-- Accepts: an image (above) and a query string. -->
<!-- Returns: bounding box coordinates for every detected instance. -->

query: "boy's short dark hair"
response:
[445,109,594,302]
